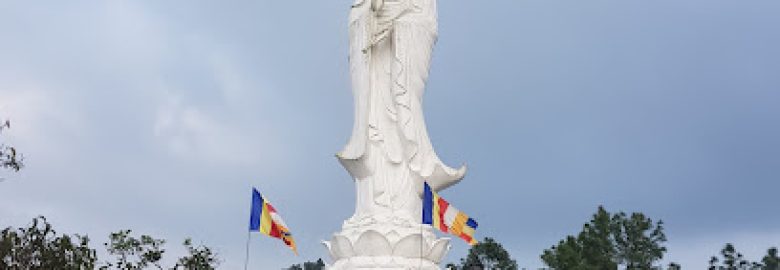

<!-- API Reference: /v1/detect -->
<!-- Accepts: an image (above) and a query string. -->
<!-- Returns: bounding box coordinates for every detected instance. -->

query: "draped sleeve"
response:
[338,2,372,178]
[392,1,466,192]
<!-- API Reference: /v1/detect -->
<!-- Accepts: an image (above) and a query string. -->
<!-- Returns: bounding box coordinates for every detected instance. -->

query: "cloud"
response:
[0,84,87,161]
[153,90,269,165]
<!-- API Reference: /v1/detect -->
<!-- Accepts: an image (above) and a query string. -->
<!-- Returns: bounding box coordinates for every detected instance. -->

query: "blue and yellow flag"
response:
[422,182,479,245]
[249,188,297,254]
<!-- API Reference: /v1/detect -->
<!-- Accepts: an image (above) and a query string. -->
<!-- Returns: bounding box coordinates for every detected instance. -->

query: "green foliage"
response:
[448,237,518,270]
[708,244,779,270]
[173,238,219,270]
[0,120,23,172]
[287,258,326,270]
[101,230,166,269]
[708,243,761,270]
[541,235,588,270]
[613,212,667,269]
[580,206,618,269]
[101,230,219,270]
[542,206,617,270]
[763,248,779,270]
[1,218,218,270]
[541,206,668,270]
[0,216,97,269]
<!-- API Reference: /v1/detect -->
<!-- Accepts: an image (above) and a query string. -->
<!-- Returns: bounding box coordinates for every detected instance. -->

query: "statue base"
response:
[323,215,450,270]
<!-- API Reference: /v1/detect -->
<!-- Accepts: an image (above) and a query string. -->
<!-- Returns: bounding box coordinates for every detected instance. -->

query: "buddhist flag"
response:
[249,188,297,254]
[422,182,479,245]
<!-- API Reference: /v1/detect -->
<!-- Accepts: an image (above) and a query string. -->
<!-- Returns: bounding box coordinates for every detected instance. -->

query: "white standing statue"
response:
[324,0,466,268]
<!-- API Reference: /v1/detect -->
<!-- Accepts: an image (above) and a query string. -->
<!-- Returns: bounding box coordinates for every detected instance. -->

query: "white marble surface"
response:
[326,0,465,268]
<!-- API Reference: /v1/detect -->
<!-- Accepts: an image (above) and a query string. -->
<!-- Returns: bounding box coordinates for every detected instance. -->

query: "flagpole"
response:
[244,231,251,270]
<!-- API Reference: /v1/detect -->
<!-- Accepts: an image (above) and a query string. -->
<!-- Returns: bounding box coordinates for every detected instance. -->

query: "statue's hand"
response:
[371,0,384,12]
[364,0,411,52]
[374,0,411,24]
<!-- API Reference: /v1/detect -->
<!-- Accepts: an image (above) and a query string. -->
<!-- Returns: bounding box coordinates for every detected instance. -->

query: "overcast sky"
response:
[1,0,779,269]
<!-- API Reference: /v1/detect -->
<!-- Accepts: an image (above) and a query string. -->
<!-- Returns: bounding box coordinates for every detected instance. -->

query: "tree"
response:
[708,243,762,270]
[762,248,779,270]
[1,216,218,269]
[0,120,23,172]
[541,206,669,270]
[542,206,617,270]
[101,230,166,269]
[708,244,780,270]
[287,258,326,270]
[0,216,97,269]
[612,212,667,269]
[448,237,518,270]
[580,206,618,269]
[542,235,590,270]
[173,238,219,270]
[101,230,219,270]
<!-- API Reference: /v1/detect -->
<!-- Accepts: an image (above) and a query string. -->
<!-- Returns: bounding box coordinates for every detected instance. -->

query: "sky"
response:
[1,0,779,269]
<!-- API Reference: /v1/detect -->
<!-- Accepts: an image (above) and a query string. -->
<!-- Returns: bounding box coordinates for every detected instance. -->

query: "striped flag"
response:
[422,182,479,245]
[249,188,297,254]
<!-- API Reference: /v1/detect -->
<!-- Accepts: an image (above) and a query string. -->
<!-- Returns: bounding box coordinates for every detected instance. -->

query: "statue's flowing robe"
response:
[339,0,466,219]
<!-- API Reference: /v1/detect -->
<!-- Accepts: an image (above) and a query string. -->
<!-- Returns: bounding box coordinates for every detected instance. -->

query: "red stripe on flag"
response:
[459,234,473,244]
[269,222,282,238]
[437,198,449,233]
[266,203,277,213]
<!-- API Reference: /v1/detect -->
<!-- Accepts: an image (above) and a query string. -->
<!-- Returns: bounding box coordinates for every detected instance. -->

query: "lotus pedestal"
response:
[323,216,451,270]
